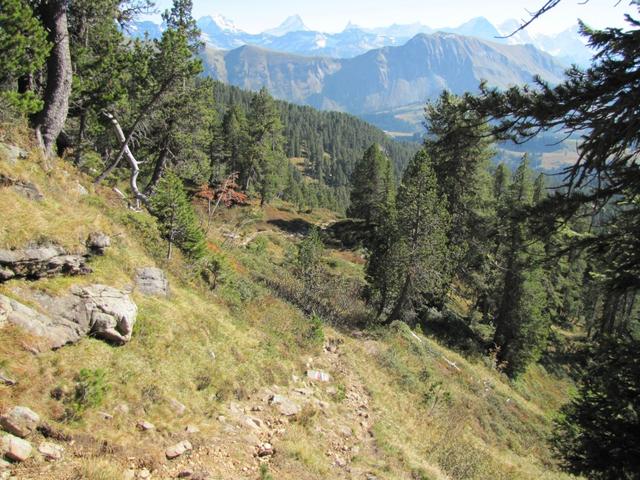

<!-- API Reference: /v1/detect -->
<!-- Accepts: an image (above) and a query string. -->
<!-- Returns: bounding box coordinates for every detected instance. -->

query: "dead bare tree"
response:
[102,111,148,208]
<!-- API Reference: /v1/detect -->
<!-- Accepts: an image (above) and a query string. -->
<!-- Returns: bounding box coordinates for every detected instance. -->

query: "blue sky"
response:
[148,0,634,34]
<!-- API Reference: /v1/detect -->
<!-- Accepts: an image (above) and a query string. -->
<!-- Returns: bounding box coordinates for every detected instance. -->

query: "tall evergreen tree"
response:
[246,88,287,205]
[150,171,206,260]
[348,143,396,231]
[0,0,50,114]
[552,337,640,480]
[424,91,494,272]
[221,105,249,180]
[493,156,550,377]
[368,150,451,323]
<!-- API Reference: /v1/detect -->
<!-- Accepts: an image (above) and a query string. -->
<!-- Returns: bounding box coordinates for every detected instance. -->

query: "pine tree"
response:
[552,337,640,480]
[296,227,325,290]
[150,171,206,260]
[221,105,249,178]
[368,150,451,323]
[347,143,396,232]
[493,156,550,377]
[0,0,50,114]
[68,0,143,166]
[246,88,287,205]
[94,0,203,192]
[424,90,494,272]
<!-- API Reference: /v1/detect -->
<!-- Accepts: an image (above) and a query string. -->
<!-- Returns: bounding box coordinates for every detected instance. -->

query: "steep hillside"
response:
[201,33,565,132]
[0,127,577,479]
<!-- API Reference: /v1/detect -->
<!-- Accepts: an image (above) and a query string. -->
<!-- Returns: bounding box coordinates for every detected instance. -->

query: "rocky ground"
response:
[1,335,381,480]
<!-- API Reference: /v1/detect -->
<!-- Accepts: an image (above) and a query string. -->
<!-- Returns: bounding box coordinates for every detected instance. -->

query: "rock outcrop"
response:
[42,285,138,345]
[0,245,90,283]
[1,434,32,462]
[0,173,43,201]
[0,407,40,438]
[85,232,111,256]
[166,440,192,459]
[0,294,85,349]
[135,267,169,297]
[0,285,137,348]
[0,143,28,165]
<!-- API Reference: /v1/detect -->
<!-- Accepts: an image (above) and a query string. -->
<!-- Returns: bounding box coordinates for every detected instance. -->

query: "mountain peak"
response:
[198,14,242,33]
[265,14,309,36]
[344,21,361,31]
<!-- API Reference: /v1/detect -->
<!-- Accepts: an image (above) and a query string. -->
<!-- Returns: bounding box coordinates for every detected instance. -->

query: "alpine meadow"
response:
[0,1,639,479]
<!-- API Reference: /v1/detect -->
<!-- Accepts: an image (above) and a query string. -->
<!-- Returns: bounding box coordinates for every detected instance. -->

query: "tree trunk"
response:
[94,81,170,185]
[35,0,72,158]
[102,112,148,207]
[144,146,169,195]
[386,274,412,324]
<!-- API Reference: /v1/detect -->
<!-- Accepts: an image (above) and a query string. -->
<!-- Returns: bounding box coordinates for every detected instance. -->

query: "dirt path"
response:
[4,335,382,480]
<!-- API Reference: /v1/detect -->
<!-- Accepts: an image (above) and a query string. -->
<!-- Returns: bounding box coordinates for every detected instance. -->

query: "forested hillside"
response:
[1,1,639,480]
[210,81,419,186]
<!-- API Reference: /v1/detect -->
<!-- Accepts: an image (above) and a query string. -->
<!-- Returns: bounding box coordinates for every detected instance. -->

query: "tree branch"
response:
[102,111,149,208]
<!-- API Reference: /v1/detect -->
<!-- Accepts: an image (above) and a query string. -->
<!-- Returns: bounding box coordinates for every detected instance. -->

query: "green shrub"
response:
[304,314,325,347]
[64,368,110,420]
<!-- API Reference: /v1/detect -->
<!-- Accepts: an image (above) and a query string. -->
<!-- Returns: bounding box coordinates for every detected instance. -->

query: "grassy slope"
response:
[0,127,576,480]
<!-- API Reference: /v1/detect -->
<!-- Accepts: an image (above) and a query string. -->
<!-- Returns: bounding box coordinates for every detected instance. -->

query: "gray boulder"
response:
[1,285,137,349]
[307,370,331,382]
[1,434,32,462]
[169,398,186,417]
[269,394,301,416]
[37,442,64,461]
[0,245,90,283]
[165,440,192,459]
[85,232,111,256]
[0,143,28,165]
[134,268,169,297]
[0,294,84,349]
[0,407,40,438]
[54,285,138,345]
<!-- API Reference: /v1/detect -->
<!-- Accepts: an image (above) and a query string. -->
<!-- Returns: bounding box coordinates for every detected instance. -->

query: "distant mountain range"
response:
[130,14,592,65]
[200,32,566,133]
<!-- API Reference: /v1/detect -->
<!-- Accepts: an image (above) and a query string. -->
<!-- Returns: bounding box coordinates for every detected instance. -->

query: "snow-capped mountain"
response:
[264,15,309,36]
[196,15,249,49]
[130,14,592,66]
[442,17,503,41]
[497,21,591,66]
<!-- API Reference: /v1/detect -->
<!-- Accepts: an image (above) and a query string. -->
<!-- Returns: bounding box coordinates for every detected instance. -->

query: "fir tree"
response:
[347,143,396,232]
[424,91,494,273]
[150,171,206,260]
[493,156,550,377]
[246,88,287,205]
[369,150,451,323]
[553,337,640,480]
[0,0,50,114]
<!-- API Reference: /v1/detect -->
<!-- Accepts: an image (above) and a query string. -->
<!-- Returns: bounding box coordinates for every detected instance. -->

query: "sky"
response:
[148,0,635,34]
